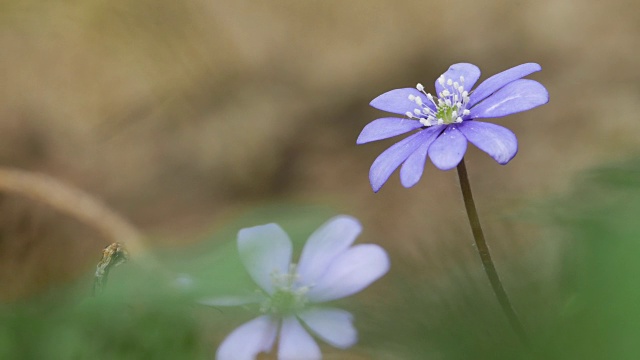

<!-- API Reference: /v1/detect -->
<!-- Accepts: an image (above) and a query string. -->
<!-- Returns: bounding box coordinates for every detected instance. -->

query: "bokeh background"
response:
[1,0,639,359]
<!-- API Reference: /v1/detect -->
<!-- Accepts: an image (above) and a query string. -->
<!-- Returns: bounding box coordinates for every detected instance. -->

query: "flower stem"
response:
[456,158,529,345]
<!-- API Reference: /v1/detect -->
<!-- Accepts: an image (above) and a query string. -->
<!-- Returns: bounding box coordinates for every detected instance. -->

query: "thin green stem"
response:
[456,158,529,345]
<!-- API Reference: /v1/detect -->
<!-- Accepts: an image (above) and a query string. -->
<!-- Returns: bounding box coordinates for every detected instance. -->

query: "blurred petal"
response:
[468,63,542,108]
[399,125,444,188]
[278,317,321,360]
[427,125,467,170]
[369,88,436,115]
[199,293,263,307]
[469,79,549,119]
[356,117,423,144]
[307,244,389,302]
[299,308,357,349]
[216,315,277,360]
[297,216,362,286]
[458,121,518,165]
[369,128,441,192]
[238,224,292,294]
[435,63,481,95]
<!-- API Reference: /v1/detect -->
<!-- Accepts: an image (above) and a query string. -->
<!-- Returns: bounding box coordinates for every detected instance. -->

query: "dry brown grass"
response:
[1,0,639,302]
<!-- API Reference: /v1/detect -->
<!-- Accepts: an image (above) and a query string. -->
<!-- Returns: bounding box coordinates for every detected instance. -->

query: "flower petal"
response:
[216,315,277,360]
[369,128,443,192]
[356,117,423,144]
[297,215,362,286]
[435,63,481,95]
[468,63,542,108]
[469,79,549,119]
[369,88,435,115]
[199,293,263,307]
[458,121,518,165]
[427,125,468,170]
[399,125,444,188]
[238,224,292,294]
[278,317,321,360]
[307,244,389,303]
[298,308,357,349]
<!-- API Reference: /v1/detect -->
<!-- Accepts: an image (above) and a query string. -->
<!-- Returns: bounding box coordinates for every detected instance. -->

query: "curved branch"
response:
[0,167,149,258]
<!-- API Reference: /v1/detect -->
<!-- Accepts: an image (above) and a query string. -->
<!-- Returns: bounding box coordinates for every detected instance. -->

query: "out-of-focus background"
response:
[1,0,639,358]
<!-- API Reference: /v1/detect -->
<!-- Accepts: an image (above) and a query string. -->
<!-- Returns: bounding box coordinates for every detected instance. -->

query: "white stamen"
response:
[427,94,438,107]
[408,71,473,128]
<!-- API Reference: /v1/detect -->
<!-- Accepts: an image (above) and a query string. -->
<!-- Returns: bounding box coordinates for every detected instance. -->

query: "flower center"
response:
[405,75,471,127]
[260,264,309,316]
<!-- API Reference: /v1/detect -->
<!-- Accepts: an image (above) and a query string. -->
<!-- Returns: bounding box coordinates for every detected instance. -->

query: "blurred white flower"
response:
[200,215,390,360]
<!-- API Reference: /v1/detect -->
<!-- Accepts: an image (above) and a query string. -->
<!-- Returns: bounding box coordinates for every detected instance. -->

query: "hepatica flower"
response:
[201,215,389,360]
[357,63,549,192]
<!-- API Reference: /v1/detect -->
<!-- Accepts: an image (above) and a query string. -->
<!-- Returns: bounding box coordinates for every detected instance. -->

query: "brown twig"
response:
[0,167,149,259]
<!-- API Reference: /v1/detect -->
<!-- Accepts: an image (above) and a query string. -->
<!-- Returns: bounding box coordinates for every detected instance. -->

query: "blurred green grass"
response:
[3,161,640,359]
[363,158,640,359]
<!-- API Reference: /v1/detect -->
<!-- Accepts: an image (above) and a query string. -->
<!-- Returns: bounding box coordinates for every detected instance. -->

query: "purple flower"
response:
[357,63,549,192]
[201,215,390,360]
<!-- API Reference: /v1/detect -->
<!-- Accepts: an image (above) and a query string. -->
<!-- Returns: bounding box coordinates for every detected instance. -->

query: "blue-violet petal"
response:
[307,244,390,303]
[369,130,429,192]
[469,63,542,108]
[435,63,481,95]
[356,117,423,144]
[458,121,518,165]
[238,224,292,295]
[399,125,444,188]
[299,308,357,349]
[297,215,361,286]
[427,125,467,170]
[216,315,277,360]
[369,88,436,115]
[199,294,263,307]
[469,79,549,119]
[278,317,321,360]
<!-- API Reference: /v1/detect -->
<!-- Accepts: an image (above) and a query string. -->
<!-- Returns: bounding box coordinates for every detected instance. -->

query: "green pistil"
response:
[264,288,306,316]
[410,79,470,127]
[262,265,309,316]
[436,105,457,125]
